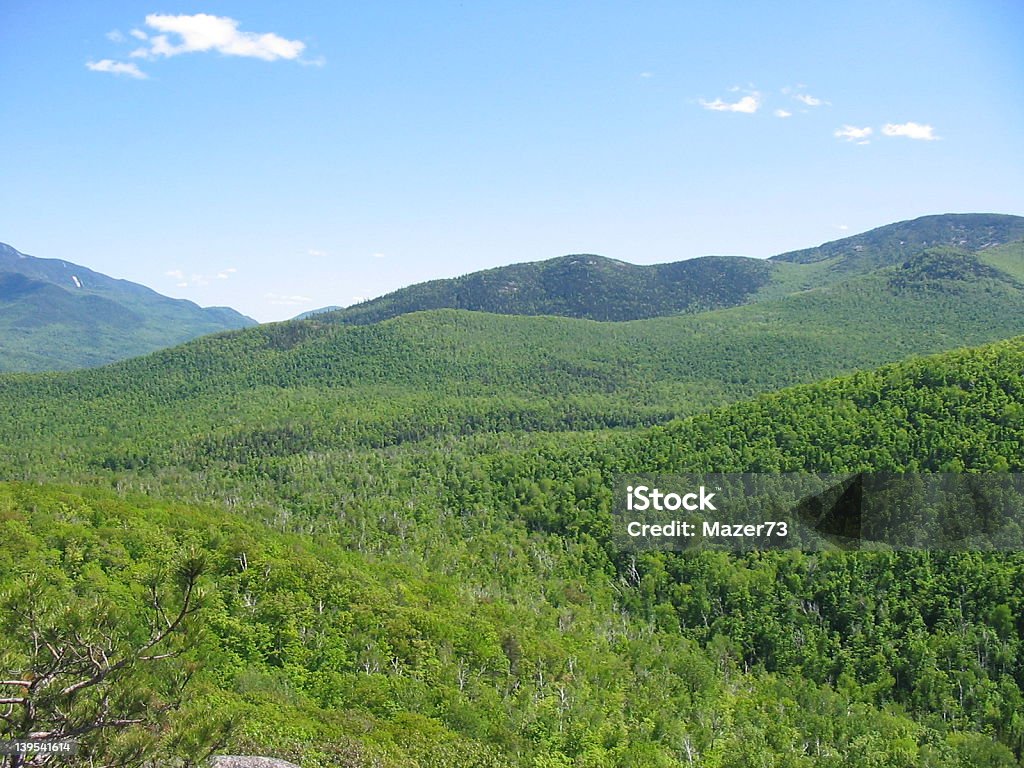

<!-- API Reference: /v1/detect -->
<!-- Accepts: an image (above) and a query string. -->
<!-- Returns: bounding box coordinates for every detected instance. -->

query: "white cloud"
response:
[881,122,939,141]
[838,224,849,231]
[640,71,653,78]
[372,252,386,259]
[700,92,761,113]
[86,59,148,79]
[834,125,873,143]
[774,109,792,118]
[266,292,312,306]
[307,249,327,257]
[168,267,235,286]
[130,29,148,40]
[134,13,305,61]
[106,30,125,43]
[794,93,828,107]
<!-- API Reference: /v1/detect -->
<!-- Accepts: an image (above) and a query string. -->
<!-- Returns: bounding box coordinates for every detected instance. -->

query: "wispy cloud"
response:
[167,267,236,287]
[834,125,873,144]
[106,30,125,43]
[86,59,148,79]
[130,29,148,41]
[794,93,829,107]
[882,122,939,141]
[774,108,792,118]
[640,72,653,79]
[700,91,761,113]
[266,292,312,306]
[372,252,387,259]
[131,14,305,61]
[307,249,328,257]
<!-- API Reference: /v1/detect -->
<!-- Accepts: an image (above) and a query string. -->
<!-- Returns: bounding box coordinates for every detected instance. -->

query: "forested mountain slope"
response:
[0,241,256,372]
[5,215,1020,374]
[770,212,1024,272]
[2,337,1024,766]
[323,213,1024,325]
[330,253,775,324]
[2,245,1023,479]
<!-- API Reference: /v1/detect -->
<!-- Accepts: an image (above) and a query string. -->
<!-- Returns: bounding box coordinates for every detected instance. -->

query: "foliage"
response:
[1,333,1024,763]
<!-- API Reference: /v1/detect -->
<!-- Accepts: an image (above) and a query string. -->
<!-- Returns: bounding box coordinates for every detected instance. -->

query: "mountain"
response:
[331,252,775,324]
[320,213,1024,325]
[3,241,1024,480]
[770,212,1024,272]
[0,242,256,372]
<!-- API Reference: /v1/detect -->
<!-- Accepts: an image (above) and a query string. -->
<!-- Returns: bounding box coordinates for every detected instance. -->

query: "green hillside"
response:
[5,215,1020,374]
[331,253,775,324]
[2,337,1024,766]
[770,212,1024,272]
[977,238,1024,282]
[2,246,1023,484]
[0,241,256,372]
[320,213,1024,326]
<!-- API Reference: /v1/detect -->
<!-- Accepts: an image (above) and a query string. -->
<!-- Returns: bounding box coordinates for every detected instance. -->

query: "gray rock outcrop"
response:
[210,757,301,768]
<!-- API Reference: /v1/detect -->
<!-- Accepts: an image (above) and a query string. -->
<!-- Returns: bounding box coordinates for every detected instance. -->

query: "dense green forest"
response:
[3,216,1024,765]
[2,330,1024,765]
[3,245,1024,484]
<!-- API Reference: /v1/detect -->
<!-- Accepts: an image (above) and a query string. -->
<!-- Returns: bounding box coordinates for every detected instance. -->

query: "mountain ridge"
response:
[769,212,1024,269]
[0,241,256,372]
[319,212,1024,327]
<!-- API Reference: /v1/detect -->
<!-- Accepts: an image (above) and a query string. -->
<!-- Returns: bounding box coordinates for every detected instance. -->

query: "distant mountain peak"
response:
[315,249,775,325]
[771,213,1024,269]
[0,240,256,372]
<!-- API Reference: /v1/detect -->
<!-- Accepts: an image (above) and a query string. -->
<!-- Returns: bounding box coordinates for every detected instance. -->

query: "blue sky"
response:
[2,1,1022,321]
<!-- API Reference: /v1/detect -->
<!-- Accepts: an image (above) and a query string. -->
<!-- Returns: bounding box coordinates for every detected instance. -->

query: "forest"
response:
[1,326,1023,765]
[2,221,1024,765]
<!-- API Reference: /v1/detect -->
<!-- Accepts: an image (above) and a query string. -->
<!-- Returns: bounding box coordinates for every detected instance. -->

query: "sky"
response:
[1,1,1022,322]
